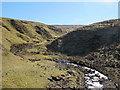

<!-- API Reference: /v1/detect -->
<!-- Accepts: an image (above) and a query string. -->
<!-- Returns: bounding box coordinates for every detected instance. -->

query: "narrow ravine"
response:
[45,59,116,89]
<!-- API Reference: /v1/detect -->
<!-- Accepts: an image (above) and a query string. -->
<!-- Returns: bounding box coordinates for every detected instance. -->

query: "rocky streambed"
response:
[45,59,116,89]
[66,62,116,89]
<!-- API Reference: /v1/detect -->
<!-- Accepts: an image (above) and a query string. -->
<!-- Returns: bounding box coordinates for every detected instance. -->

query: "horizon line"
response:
[1,17,118,25]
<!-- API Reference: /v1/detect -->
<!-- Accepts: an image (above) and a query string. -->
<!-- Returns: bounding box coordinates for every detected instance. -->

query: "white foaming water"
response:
[84,66,108,89]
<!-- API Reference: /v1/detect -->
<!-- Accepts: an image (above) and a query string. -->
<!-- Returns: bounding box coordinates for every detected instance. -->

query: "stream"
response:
[45,59,116,89]
[66,62,109,89]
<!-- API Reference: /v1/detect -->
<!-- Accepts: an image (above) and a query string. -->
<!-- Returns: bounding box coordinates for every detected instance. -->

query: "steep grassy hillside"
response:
[1,17,84,88]
[47,19,120,88]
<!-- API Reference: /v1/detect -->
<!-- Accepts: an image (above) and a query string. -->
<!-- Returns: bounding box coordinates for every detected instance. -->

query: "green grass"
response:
[2,52,67,88]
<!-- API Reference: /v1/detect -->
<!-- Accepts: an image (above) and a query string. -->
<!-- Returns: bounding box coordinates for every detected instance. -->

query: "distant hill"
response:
[50,25,83,33]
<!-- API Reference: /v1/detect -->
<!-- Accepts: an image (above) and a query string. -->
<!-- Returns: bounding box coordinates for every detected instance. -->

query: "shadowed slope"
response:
[47,19,120,56]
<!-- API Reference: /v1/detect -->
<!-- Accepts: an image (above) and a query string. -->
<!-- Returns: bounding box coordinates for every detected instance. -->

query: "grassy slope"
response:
[1,17,84,88]
[3,52,67,88]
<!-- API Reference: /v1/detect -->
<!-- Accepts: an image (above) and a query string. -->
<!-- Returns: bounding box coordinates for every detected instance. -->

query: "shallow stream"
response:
[45,59,116,89]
